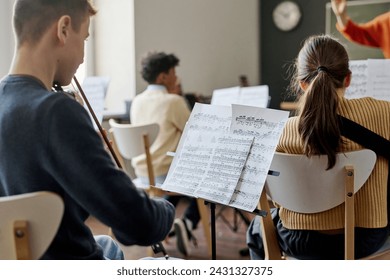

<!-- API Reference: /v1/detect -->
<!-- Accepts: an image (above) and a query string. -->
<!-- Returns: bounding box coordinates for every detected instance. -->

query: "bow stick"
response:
[72,76,169,259]
[72,76,123,169]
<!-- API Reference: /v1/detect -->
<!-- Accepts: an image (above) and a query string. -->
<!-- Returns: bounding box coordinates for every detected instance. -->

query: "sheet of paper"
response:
[229,104,289,211]
[210,86,240,106]
[163,131,253,205]
[164,103,232,181]
[163,103,289,212]
[193,133,253,204]
[345,60,368,99]
[367,59,390,102]
[239,85,270,108]
[82,77,110,128]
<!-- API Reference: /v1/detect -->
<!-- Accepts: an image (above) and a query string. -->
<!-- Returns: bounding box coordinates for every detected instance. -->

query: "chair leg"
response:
[197,199,212,257]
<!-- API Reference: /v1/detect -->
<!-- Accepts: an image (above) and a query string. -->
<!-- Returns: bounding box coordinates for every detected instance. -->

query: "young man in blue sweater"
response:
[0,0,175,259]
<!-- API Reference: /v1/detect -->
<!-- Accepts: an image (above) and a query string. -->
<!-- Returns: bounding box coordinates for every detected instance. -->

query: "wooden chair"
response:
[0,191,64,260]
[259,149,390,260]
[108,118,212,257]
[108,119,161,196]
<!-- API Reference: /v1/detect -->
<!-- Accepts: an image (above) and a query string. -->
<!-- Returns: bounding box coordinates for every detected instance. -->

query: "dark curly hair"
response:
[140,52,179,84]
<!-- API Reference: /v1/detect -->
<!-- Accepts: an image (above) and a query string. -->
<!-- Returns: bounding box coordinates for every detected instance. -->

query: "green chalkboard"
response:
[326,0,390,59]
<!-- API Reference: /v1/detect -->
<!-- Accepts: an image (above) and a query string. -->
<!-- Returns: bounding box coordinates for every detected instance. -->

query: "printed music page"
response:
[367,59,390,102]
[239,85,269,108]
[162,103,289,212]
[345,59,390,102]
[345,60,368,99]
[210,86,241,106]
[229,104,289,211]
[163,130,253,205]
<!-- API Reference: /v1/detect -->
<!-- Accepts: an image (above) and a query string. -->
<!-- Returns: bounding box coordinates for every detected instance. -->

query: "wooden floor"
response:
[86,199,253,260]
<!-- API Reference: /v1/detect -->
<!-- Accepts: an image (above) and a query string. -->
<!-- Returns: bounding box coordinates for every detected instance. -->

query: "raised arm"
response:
[331,0,348,28]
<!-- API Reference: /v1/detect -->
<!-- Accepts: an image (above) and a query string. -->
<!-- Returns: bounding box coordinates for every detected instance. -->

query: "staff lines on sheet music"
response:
[189,124,229,132]
[350,64,368,71]
[232,129,281,140]
[192,112,232,124]
[196,189,230,204]
[162,103,289,212]
[205,169,245,180]
[235,116,280,129]
[175,166,206,176]
[211,155,250,165]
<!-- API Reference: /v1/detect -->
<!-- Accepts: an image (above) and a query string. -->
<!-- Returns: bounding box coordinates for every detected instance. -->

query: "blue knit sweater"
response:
[0,75,175,259]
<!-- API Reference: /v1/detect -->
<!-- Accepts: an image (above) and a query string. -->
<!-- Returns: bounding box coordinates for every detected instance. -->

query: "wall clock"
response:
[272,1,302,32]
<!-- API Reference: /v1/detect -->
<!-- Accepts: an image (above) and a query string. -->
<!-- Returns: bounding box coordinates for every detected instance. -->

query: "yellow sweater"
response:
[277,97,390,230]
[130,86,190,177]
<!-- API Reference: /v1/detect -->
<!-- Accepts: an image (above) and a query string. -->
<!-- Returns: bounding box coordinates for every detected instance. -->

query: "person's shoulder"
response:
[165,94,187,104]
[286,116,299,125]
[375,11,390,21]
[346,96,389,106]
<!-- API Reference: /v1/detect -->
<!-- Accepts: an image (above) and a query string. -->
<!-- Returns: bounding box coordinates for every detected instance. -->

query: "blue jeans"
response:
[94,235,124,260]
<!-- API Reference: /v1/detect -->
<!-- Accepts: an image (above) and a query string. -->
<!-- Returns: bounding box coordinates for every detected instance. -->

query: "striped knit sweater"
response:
[276,97,390,230]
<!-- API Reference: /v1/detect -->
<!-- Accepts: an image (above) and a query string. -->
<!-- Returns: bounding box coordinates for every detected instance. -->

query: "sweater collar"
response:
[146,84,167,92]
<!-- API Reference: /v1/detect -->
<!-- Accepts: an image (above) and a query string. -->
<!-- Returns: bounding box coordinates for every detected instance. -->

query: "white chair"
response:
[109,118,213,257]
[258,149,390,260]
[108,118,161,195]
[0,191,64,260]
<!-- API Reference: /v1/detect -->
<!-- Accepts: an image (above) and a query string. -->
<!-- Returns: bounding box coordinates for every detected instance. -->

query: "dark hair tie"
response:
[317,66,329,73]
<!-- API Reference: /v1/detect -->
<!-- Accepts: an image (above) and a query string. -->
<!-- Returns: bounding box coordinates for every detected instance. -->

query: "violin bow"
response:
[72,76,169,259]
[72,76,123,169]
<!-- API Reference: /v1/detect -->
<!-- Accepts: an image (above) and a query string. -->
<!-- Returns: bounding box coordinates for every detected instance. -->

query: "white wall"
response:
[0,1,15,78]
[134,0,259,97]
[93,0,136,110]
[0,0,260,107]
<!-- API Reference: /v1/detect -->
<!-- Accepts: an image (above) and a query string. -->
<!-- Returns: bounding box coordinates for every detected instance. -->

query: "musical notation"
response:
[162,103,289,212]
[229,104,289,211]
[346,59,390,102]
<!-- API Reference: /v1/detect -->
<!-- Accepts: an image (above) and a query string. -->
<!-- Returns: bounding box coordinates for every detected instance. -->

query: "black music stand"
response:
[206,201,266,260]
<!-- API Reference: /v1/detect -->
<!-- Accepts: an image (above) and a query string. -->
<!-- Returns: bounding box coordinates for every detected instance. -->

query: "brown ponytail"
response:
[291,35,350,169]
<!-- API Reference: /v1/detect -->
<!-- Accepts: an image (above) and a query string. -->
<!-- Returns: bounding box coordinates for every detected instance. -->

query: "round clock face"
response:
[272,1,302,32]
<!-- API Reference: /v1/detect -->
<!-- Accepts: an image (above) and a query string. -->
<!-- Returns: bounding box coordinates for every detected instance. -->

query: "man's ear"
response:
[56,15,72,46]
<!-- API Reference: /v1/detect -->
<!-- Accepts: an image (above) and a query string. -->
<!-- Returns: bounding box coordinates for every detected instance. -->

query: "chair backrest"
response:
[259,149,377,260]
[108,119,159,160]
[0,191,64,260]
[266,150,376,213]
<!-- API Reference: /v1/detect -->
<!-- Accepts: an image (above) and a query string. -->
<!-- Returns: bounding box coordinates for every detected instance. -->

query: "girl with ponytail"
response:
[247,35,390,259]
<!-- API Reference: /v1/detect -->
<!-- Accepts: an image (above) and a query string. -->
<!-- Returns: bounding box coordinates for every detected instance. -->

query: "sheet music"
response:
[210,86,240,106]
[345,59,390,102]
[367,59,390,102]
[163,131,253,205]
[239,85,269,108]
[164,103,232,181]
[345,60,368,99]
[211,85,270,108]
[82,77,110,129]
[163,103,289,212]
[229,104,289,211]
